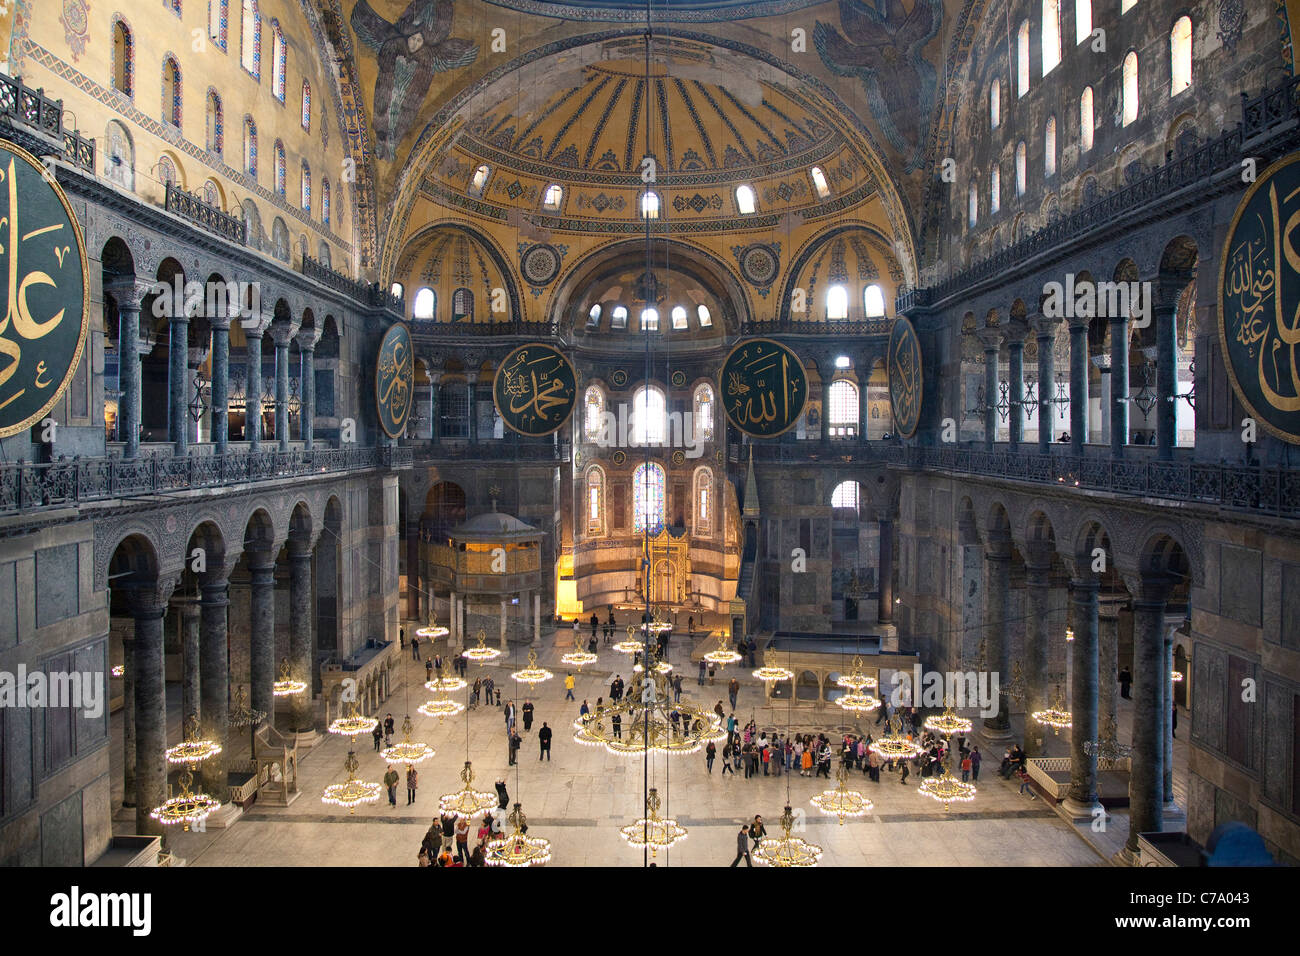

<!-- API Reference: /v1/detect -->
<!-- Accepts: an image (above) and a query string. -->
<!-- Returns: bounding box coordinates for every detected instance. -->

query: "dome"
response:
[449,511,541,540]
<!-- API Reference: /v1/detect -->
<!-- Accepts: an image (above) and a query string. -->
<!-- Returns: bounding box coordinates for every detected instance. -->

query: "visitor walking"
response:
[564,673,575,701]
[728,677,739,711]
[372,721,383,752]
[383,765,399,807]
[729,824,752,867]
[721,741,734,775]
[425,658,434,685]
[495,779,509,809]
[706,741,716,772]
[970,747,981,781]
[698,660,706,685]
[411,635,420,661]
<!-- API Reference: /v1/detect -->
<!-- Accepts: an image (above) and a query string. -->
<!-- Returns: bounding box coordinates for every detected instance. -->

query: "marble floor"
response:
[138,630,1122,867]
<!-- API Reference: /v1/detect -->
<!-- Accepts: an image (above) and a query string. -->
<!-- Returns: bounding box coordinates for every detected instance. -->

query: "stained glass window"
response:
[301,80,311,130]
[271,20,286,101]
[241,0,259,79]
[322,178,330,225]
[274,140,285,195]
[633,463,666,534]
[693,384,714,442]
[585,385,605,442]
[301,161,310,213]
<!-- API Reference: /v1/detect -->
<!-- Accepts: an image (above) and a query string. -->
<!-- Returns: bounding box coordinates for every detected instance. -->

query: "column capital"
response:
[296,325,322,351]
[200,580,230,606]
[123,580,176,619]
[1030,313,1061,339]
[975,327,1004,351]
[241,310,273,338]
[269,320,300,347]
[1003,320,1030,346]
[104,276,156,309]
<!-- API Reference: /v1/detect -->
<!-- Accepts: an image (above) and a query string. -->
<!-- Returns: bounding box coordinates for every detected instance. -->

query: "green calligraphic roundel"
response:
[375,322,414,438]
[887,316,923,438]
[0,140,90,439]
[493,342,577,437]
[1219,152,1300,444]
[719,338,808,438]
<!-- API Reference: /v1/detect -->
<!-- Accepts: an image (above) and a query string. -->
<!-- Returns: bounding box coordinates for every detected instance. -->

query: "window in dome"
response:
[273,140,285,195]
[611,306,628,330]
[969,182,978,227]
[112,19,135,97]
[469,164,490,197]
[1045,116,1057,176]
[586,303,602,329]
[990,166,1000,213]
[827,284,849,320]
[697,305,712,327]
[1015,142,1027,196]
[1121,0,1136,12]
[990,79,1000,129]
[1017,20,1030,96]
[301,161,310,214]
[543,183,563,211]
[240,0,259,79]
[301,80,311,130]
[695,467,713,535]
[809,166,830,198]
[390,282,404,301]
[633,462,666,534]
[162,56,182,127]
[1042,0,1061,76]
[586,467,605,535]
[209,0,228,51]
[735,184,757,215]
[641,307,659,331]
[694,384,714,442]
[243,116,257,176]
[206,90,223,154]
[270,19,286,102]
[1079,87,1094,151]
[640,190,661,220]
[1075,0,1091,45]
[1170,16,1192,97]
[671,306,688,330]
[322,178,330,226]
[632,387,666,446]
[1122,51,1138,126]
[831,480,860,511]
[863,286,885,318]
[413,288,435,320]
[585,385,605,442]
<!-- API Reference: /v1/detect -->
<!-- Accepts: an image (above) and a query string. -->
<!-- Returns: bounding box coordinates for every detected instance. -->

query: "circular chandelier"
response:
[484,803,551,867]
[918,763,978,811]
[164,713,222,766]
[417,696,465,721]
[573,671,724,757]
[439,761,497,820]
[511,649,554,685]
[1065,627,1075,643]
[835,656,878,692]
[811,765,873,824]
[273,657,307,697]
[228,685,266,730]
[837,691,881,715]
[754,805,822,867]
[752,648,794,683]
[613,626,644,655]
[1032,685,1072,735]
[328,702,378,738]
[923,700,973,737]
[424,676,467,694]
[416,617,450,641]
[462,628,502,664]
[1171,670,1184,682]
[150,765,221,831]
[1083,716,1132,762]
[632,655,673,675]
[321,749,382,812]
[620,787,687,855]
[381,714,435,764]
[703,634,742,669]
[560,637,598,670]
[869,716,924,761]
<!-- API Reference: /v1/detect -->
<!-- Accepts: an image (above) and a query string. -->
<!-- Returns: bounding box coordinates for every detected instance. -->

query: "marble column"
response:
[466,372,479,443]
[1032,315,1060,453]
[977,329,1002,451]
[427,368,442,445]
[1006,325,1026,450]
[210,301,231,454]
[199,580,230,799]
[1108,314,1129,456]
[1023,561,1053,756]
[877,514,894,624]
[272,323,295,452]
[297,328,319,451]
[499,599,508,649]
[450,591,459,646]
[121,636,136,807]
[1127,579,1170,855]
[241,311,272,450]
[248,557,277,720]
[129,596,169,839]
[288,546,314,732]
[1161,614,1184,810]
[105,278,153,459]
[1098,596,1122,732]
[1068,317,1088,457]
[1154,280,1180,461]
[180,598,201,723]
[187,346,209,445]
[983,547,1013,737]
[821,371,833,440]
[168,308,190,455]
[1065,579,1101,817]
[1097,364,1111,446]
[534,592,541,644]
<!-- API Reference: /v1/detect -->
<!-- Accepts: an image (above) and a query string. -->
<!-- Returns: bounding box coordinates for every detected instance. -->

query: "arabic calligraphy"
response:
[1219,154,1300,443]
[888,317,923,438]
[0,141,89,437]
[719,338,807,438]
[493,343,577,437]
[375,323,413,437]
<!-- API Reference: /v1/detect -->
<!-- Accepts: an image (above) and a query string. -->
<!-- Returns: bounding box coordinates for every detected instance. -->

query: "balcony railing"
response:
[300,254,404,313]
[410,319,560,337]
[407,439,569,462]
[0,444,403,516]
[165,183,246,245]
[426,542,541,575]
[740,316,894,336]
[0,73,95,173]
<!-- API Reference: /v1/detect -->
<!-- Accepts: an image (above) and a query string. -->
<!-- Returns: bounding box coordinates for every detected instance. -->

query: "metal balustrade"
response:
[164,183,246,244]
[0,73,96,173]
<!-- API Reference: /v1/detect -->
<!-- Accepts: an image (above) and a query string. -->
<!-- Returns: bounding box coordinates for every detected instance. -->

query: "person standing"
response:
[672,674,683,703]
[538,722,552,760]
[749,814,766,851]
[483,676,496,707]
[472,677,482,707]
[970,747,981,781]
[372,721,383,752]
[522,699,535,732]
[411,635,420,661]
[454,815,470,864]
[508,728,521,765]
[1118,667,1132,700]
[495,779,509,809]
[728,676,739,711]
[406,765,419,805]
[383,713,395,746]
[706,740,716,773]
[579,699,590,717]
[564,673,575,701]
[721,741,734,775]
[611,713,622,740]
[590,612,600,641]
[698,660,707,686]
[730,824,752,867]
[504,700,515,734]
[425,658,434,685]
[960,752,972,783]
[383,765,399,807]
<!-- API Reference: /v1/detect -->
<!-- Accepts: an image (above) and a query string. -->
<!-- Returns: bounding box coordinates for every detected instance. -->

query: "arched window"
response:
[586,467,605,535]
[240,0,260,78]
[990,78,1000,129]
[112,19,134,96]
[1042,0,1061,75]
[452,288,473,321]
[1075,0,1091,44]
[990,166,1001,214]
[273,140,285,195]
[641,308,659,331]
[697,304,712,327]
[209,0,228,50]
[694,467,713,535]
[671,305,688,330]
[1015,142,1027,196]
[322,178,330,226]
[863,285,885,317]
[206,90,223,153]
[413,287,435,320]
[611,306,628,330]
[243,116,257,176]
[542,183,563,210]
[1017,20,1030,96]
[469,164,490,196]
[390,282,404,300]
[633,463,666,534]
[1122,51,1138,126]
[203,179,219,207]
[1079,87,1094,151]
[827,380,859,438]
[735,184,757,214]
[162,56,182,126]
[586,303,602,329]
[301,80,311,130]
[640,190,661,220]
[694,383,714,442]
[585,385,606,442]
[831,480,860,512]
[632,386,666,446]
[270,20,286,101]
[1170,16,1192,96]
[810,166,830,198]
[300,161,311,213]
[826,284,848,320]
[157,154,178,188]
[1044,116,1057,175]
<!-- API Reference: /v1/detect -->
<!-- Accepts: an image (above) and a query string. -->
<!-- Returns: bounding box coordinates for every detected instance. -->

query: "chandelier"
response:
[510,649,554,685]
[703,634,742,669]
[620,787,687,856]
[573,670,725,757]
[484,803,552,867]
[273,657,307,697]
[923,699,973,737]
[462,628,502,663]
[1083,716,1132,762]
[150,765,221,831]
[1005,661,1028,702]
[416,617,450,640]
[632,652,673,675]
[164,713,222,766]
[1065,627,1075,643]
[754,805,823,867]
[1032,685,1072,735]
[1171,670,1184,682]
[328,701,379,738]
[836,656,878,692]
[918,761,978,811]
[424,676,467,693]
[752,648,794,683]
[439,761,497,820]
[837,691,881,715]
[321,749,382,812]
[560,635,598,670]
[111,664,124,678]
[613,625,644,655]
[811,764,873,824]
[381,714,435,764]
[869,716,924,761]
[417,695,465,721]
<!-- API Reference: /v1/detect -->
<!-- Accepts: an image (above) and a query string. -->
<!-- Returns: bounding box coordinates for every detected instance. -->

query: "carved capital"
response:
[104,276,156,310]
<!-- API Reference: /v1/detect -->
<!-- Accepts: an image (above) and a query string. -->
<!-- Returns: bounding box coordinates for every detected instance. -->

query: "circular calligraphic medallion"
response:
[493,342,577,437]
[887,316,923,438]
[375,323,414,438]
[0,140,90,438]
[718,338,808,438]
[738,244,780,287]
[520,244,562,286]
[1218,152,1300,443]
